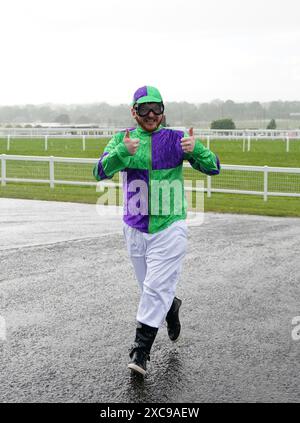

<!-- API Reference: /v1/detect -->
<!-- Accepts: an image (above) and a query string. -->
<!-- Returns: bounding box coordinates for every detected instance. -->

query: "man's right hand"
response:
[124,129,140,155]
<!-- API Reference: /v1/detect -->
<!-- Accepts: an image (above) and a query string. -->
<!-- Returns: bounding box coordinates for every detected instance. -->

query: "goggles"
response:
[134,102,164,117]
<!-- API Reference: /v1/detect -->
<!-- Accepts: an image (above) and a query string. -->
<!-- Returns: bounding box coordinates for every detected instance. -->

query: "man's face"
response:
[131,102,164,132]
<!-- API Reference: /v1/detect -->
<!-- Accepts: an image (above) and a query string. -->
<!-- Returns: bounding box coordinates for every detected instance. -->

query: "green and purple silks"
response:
[93,125,220,234]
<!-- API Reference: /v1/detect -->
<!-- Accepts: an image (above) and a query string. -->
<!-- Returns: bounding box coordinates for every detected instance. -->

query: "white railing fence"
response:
[0,127,119,137]
[1,132,299,153]
[1,154,300,202]
[1,127,300,138]
[2,134,109,152]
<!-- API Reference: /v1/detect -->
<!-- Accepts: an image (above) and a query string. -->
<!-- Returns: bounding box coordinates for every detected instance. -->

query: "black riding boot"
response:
[166,297,182,342]
[128,322,158,376]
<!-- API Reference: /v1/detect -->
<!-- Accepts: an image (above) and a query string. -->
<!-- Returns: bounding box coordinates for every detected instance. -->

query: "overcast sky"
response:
[1,0,299,105]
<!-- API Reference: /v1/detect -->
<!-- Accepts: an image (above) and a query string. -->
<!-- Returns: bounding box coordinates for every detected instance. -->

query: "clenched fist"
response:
[124,129,140,155]
[181,127,196,153]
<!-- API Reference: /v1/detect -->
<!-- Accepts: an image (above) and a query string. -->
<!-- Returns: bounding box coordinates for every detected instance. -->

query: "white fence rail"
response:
[2,134,110,152]
[1,131,299,153]
[1,154,300,202]
[0,127,118,137]
[1,127,300,138]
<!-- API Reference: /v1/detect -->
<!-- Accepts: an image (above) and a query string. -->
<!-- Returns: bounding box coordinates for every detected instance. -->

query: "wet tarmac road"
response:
[0,199,300,403]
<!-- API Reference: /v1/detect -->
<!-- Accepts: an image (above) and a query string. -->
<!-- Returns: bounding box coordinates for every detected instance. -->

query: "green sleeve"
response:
[93,132,132,181]
[183,133,220,176]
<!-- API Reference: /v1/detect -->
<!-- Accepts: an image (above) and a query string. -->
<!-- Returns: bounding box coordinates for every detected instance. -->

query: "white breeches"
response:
[123,220,188,328]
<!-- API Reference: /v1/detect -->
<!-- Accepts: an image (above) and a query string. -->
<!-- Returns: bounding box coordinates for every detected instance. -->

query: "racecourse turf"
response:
[0,137,299,217]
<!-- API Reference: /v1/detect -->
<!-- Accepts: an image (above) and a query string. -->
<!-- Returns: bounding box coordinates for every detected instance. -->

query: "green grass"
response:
[1,183,299,218]
[210,138,300,167]
[0,137,106,158]
[1,136,299,166]
[0,137,299,217]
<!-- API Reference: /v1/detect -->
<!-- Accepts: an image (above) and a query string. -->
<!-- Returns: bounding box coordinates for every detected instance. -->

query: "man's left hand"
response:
[181,127,195,153]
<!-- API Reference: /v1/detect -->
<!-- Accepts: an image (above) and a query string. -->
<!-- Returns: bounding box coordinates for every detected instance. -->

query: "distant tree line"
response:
[0,100,299,127]
[210,117,278,130]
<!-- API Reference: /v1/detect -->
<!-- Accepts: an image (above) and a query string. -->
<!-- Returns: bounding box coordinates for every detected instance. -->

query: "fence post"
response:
[207,175,211,198]
[45,135,48,151]
[7,135,10,151]
[263,165,268,202]
[247,135,251,152]
[82,135,86,151]
[49,156,55,188]
[242,137,246,152]
[1,154,6,186]
[207,135,210,150]
[286,136,290,153]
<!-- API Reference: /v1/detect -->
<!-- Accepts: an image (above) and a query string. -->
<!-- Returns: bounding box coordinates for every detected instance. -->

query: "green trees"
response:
[210,118,236,130]
[267,119,276,129]
[0,102,299,128]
